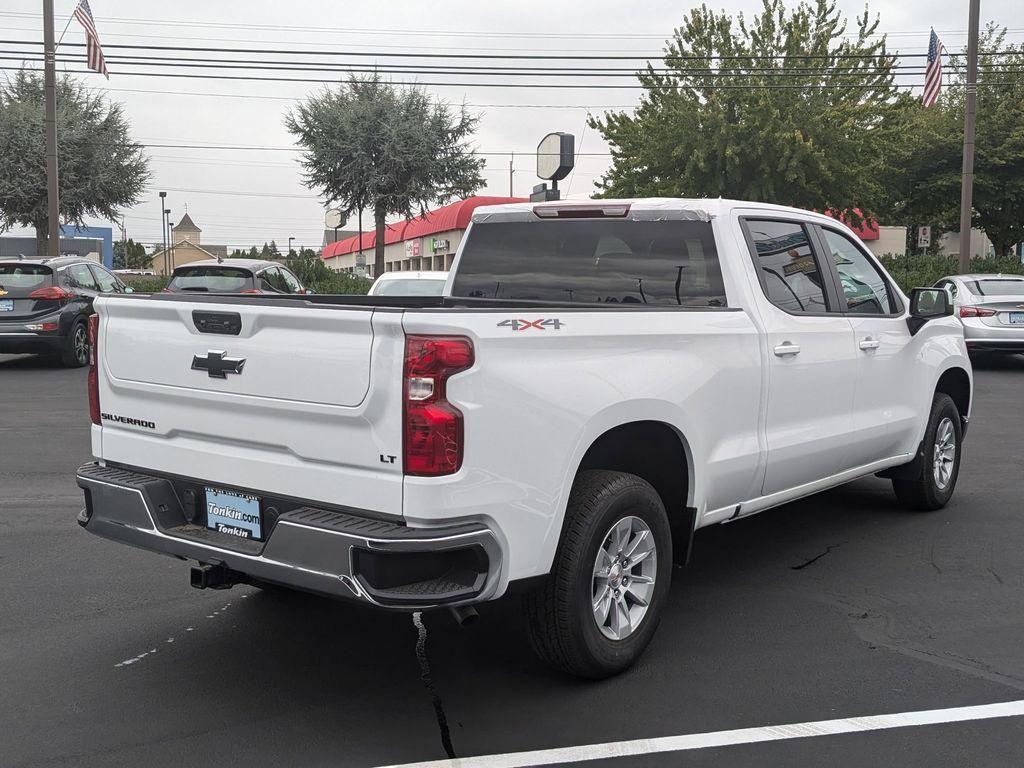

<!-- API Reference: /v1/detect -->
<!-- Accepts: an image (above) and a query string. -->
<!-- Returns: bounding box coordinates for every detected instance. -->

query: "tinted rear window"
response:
[964,279,1024,297]
[450,219,726,307]
[373,278,447,296]
[0,264,52,297]
[168,267,253,293]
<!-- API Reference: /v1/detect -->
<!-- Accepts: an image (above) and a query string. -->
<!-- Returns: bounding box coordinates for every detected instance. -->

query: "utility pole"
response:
[509,153,514,197]
[43,0,59,258]
[957,0,981,274]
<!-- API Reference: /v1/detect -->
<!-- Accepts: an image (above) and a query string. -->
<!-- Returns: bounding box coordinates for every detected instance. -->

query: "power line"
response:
[2,37,972,60]
[2,10,1020,41]
[6,64,1017,89]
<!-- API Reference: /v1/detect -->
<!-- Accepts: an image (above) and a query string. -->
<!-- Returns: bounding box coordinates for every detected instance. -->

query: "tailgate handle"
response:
[192,310,241,336]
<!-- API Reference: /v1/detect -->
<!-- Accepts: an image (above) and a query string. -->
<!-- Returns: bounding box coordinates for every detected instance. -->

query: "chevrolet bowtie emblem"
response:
[191,350,246,379]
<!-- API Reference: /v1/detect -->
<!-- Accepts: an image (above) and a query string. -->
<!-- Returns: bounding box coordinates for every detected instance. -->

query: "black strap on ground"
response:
[412,612,456,759]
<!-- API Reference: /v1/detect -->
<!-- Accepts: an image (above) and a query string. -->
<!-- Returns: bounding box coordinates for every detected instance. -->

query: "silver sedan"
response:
[935,273,1024,354]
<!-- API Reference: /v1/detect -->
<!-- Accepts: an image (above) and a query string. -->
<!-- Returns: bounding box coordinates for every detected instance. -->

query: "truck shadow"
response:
[133,474,956,762]
[0,353,65,370]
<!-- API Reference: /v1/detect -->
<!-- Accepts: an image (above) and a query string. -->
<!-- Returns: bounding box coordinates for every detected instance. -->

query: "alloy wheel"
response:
[591,515,657,641]
[933,416,956,490]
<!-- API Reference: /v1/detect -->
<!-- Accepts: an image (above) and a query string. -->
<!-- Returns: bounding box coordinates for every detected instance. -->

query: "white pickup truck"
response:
[77,199,971,678]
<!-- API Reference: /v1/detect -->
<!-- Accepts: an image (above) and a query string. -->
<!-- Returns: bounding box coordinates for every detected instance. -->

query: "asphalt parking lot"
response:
[3,351,1024,768]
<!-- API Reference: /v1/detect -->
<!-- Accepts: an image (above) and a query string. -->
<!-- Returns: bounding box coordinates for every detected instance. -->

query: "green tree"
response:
[113,237,148,269]
[248,246,259,259]
[891,25,1024,257]
[0,69,149,256]
[589,0,911,222]
[286,73,485,276]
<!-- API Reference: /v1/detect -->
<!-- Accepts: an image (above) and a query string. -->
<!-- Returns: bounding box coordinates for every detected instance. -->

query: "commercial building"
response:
[149,213,229,275]
[321,196,525,276]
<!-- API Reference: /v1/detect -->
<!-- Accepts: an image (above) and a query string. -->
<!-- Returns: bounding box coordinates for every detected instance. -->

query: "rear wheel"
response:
[523,470,672,679]
[892,393,962,511]
[59,318,89,368]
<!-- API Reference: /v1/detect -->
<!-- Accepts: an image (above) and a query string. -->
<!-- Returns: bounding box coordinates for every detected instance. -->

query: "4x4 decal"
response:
[497,318,565,331]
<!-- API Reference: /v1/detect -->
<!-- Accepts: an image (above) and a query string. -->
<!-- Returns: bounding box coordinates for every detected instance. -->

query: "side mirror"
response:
[304,288,316,295]
[123,286,135,294]
[907,287,953,335]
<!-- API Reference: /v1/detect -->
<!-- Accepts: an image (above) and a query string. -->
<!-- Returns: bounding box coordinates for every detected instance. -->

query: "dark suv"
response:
[0,257,131,367]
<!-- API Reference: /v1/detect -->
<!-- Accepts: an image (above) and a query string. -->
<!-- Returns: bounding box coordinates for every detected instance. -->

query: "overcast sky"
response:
[2,0,1020,251]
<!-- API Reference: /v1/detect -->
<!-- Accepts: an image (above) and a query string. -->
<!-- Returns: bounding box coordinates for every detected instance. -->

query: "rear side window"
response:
[373,278,447,296]
[169,266,253,293]
[0,264,52,297]
[450,219,726,307]
[744,220,828,313]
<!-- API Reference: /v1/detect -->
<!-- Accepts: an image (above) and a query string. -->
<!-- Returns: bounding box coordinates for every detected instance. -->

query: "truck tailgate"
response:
[94,296,406,516]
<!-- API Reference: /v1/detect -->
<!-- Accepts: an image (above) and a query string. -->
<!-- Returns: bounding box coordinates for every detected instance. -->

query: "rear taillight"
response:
[87,314,100,425]
[28,285,74,300]
[240,289,262,295]
[960,306,997,318]
[403,335,474,476]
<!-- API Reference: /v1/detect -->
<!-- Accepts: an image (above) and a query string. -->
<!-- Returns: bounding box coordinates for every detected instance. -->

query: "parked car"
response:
[165,259,309,295]
[77,199,971,678]
[368,270,449,296]
[0,257,131,367]
[935,273,1024,355]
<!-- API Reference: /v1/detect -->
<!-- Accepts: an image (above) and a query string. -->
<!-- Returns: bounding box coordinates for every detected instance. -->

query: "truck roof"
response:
[471,197,844,227]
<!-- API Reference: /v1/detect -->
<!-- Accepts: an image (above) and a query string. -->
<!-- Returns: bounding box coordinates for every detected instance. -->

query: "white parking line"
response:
[375,699,1024,768]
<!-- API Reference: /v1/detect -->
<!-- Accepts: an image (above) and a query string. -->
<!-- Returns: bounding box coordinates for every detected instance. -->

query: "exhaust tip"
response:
[449,604,479,627]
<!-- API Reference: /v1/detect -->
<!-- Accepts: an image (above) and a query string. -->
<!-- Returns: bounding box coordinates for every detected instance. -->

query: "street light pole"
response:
[165,209,173,274]
[957,0,981,273]
[159,192,167,275]
[288,236,295,258]
[43,0,59,258]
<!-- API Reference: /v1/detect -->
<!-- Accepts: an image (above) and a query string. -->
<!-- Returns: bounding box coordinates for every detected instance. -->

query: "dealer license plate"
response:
[205,487,263,540]
[0,299,12,312]
[1009,312,1024,325]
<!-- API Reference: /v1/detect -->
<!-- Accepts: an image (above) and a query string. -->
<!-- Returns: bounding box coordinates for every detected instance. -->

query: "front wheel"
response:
[892,393,962,511]
[523,470,672,679]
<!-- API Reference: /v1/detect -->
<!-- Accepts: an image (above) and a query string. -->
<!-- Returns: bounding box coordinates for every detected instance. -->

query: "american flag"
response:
[923,29,944,107]
[73,0,109,79]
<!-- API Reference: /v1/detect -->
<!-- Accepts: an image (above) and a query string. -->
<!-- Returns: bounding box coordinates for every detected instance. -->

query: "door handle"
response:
[773,342,801,357]
[859,337,880,350]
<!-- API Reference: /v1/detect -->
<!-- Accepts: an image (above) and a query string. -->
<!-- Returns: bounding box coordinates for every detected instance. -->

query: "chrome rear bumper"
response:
[76,463,501,609]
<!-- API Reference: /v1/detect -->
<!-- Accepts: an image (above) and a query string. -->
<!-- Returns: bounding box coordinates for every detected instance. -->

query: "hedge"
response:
[879,254,1024,294]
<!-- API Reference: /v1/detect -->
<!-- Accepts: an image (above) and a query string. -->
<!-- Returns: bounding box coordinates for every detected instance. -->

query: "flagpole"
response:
[56,3,77,48]
[957,0,981,273]
[43,0,60,258]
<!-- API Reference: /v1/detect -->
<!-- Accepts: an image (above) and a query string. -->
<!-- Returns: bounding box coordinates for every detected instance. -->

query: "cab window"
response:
[258,267,290,293]
[90,265,121,293]
[280,269,303,294]
[820,228,898,314]
[65,263,99,291]
[744,220,829,313]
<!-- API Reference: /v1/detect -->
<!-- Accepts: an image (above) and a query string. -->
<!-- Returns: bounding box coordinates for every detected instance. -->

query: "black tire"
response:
[892,393,962,511]
[523,470,672,679]
[60,318,90,368]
